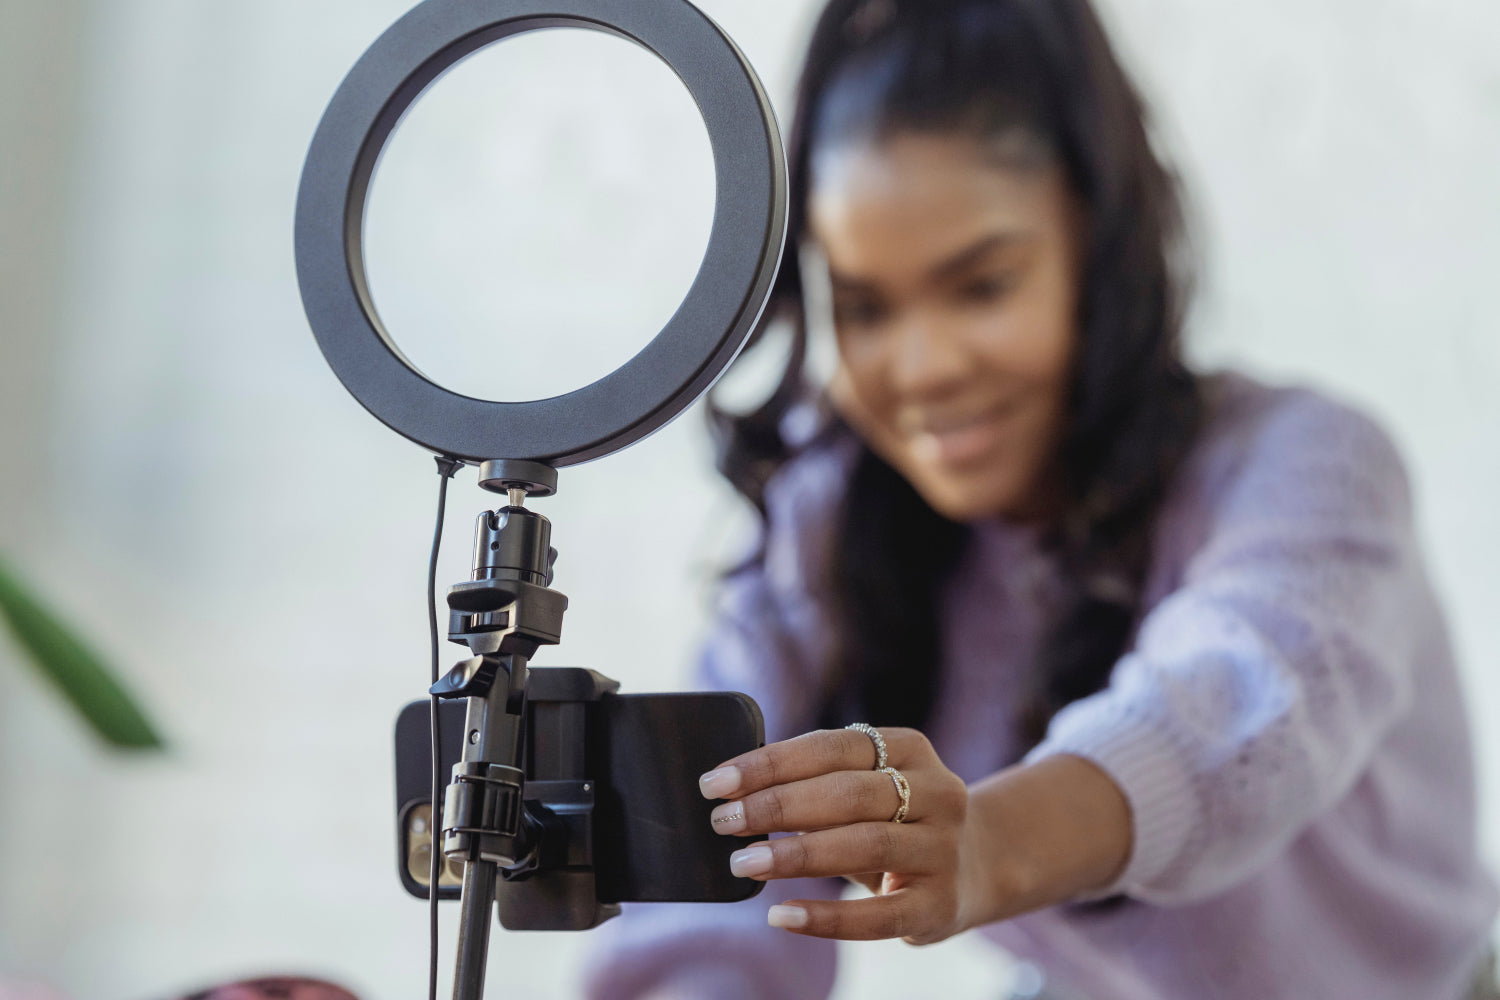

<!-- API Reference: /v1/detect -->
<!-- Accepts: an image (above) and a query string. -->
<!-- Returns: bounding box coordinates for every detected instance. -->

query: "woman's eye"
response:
[833,298,888,329]
[956,274,1016,305]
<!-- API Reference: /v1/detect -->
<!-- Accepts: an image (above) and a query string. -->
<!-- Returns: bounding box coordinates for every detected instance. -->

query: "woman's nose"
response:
[888,312,969,398]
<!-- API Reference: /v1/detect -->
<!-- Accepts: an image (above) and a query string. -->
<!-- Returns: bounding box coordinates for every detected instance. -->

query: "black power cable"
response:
[428,456,462,1000]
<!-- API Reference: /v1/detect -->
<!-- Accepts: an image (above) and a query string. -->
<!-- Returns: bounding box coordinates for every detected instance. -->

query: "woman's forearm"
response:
[959,754,1134,931]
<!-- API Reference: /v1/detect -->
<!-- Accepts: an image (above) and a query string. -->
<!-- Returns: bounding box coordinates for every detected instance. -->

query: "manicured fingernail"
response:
[710,800,746,835]
[699,766,741,799]
[767,904,808,930]
[729,844,774,878]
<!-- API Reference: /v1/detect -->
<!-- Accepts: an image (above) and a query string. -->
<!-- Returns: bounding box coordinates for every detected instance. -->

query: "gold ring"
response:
[880,766,910,824]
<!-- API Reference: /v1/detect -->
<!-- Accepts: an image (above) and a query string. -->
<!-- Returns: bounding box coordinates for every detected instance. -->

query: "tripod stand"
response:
[415,458,766,999]
[428,459,579,999]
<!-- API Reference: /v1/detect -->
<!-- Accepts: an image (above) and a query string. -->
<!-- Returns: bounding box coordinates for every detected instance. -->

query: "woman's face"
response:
[810,132,1082,523]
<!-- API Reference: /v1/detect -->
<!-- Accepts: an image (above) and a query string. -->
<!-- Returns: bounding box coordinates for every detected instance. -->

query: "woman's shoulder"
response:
[753,406,861,595]
[720,401,864,602]
[1179,370,1412,527]
[1145,371,1416,592]
[762,404,861,519]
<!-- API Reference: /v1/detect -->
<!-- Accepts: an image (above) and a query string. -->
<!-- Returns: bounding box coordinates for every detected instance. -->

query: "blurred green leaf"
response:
[0,555,164,750]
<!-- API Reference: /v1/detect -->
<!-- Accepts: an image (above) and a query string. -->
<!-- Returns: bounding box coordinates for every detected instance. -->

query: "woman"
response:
[587,0,1498,997]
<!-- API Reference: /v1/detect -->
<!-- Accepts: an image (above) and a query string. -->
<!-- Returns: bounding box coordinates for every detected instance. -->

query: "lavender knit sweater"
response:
[584,374,1498,1000]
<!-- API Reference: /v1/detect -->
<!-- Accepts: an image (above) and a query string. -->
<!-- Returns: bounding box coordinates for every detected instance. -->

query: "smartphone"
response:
[394,669,765,916]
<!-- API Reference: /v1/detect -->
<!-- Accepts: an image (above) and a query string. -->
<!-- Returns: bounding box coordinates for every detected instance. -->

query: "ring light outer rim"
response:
[294,0,788,467]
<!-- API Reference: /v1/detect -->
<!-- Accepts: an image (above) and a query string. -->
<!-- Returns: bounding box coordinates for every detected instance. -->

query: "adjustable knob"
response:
[472,507,553,587]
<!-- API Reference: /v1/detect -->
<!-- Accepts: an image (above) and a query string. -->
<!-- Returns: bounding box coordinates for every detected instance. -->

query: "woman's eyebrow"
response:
[828,271,877,293]
[826,231,1034,291]
[926,232,1032,283]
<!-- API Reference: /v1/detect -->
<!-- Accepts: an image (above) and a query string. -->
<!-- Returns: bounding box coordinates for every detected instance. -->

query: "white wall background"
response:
[0,1,1495,998]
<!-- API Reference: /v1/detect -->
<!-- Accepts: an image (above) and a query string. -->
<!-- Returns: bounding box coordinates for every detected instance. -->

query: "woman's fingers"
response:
[710,767,907,835]
[728,822,943,882]
[701,727,974,946]
[699,727,931,800]
[768,890,956,944]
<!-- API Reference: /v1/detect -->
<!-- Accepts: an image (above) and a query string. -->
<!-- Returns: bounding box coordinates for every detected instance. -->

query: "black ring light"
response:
[295,0,787,468]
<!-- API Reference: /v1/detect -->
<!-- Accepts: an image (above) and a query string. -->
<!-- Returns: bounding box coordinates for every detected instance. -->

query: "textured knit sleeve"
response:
[582,444,852,1000]
[1026,389,1423,905]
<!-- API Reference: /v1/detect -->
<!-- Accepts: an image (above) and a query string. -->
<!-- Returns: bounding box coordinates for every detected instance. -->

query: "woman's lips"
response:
[907,402,1018,467]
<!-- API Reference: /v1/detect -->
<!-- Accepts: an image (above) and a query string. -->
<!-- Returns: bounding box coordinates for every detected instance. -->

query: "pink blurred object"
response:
[181,977,359,1000]
[0,983,70,1000]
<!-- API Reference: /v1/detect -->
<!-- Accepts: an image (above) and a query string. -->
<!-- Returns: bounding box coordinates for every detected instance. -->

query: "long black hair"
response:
[709,0,1202,753]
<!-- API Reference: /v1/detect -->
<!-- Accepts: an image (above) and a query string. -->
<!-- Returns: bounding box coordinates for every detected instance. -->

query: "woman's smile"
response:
[903,395,1024,468]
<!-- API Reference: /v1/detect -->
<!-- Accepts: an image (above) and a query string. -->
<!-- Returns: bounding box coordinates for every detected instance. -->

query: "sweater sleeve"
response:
[583,447,851,1000]
[1026,390,1422,905]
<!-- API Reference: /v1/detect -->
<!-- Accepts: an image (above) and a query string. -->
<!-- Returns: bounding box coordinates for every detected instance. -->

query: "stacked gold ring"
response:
[880,766,911,824]
[846,724,910,823]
